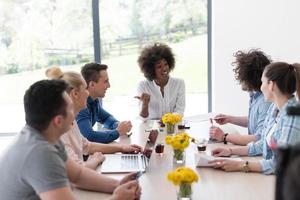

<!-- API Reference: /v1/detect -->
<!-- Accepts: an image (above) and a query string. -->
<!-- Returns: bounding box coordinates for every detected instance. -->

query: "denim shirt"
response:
[248,91,272,141]
[76,96,119,143]
[248,96,300,174]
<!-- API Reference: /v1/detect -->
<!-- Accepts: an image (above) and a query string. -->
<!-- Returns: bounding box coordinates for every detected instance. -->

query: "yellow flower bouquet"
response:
[162,113,183,134]
[167,167,199,199]
[165,132,190,163]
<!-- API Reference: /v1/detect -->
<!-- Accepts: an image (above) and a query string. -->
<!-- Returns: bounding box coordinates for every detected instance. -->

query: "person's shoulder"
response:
[169,77,185,87]
[14,137,57,166]
[138,79,151,86]
[23,129,65,155]
[30,139,66,164]
[20,126,50,148]
[287,96,298,106]
[170,77,184,83]
[137,80,154,91]
[281,97,299,117]
[33,139,60,154]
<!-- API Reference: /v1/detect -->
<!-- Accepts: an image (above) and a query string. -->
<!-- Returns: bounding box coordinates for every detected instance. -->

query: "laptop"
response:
[100,130,159,173]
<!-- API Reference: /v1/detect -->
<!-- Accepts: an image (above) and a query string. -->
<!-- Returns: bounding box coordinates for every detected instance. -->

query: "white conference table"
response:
[74,117,275,200]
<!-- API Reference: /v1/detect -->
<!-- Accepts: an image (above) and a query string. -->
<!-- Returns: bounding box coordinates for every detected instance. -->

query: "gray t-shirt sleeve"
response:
[21,140,69,194]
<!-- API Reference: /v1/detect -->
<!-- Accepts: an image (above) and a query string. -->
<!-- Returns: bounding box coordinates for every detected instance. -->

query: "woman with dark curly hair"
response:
[210,49,272,145]
[135,43,185,119]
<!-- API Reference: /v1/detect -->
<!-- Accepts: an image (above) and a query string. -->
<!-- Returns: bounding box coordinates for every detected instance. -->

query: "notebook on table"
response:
[195,154,242,167]
[100,130,158,173]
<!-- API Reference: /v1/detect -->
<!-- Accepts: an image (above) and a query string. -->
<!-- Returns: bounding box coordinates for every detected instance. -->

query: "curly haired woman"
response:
[136,43,185,119]
[210,49,272,145]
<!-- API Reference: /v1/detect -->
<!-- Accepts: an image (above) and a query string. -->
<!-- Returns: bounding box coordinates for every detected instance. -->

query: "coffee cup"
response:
[155,143,164,156]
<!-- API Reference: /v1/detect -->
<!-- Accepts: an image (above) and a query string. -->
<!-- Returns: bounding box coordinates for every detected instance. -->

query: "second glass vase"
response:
[166,123,175,134]
[173,149,185,164]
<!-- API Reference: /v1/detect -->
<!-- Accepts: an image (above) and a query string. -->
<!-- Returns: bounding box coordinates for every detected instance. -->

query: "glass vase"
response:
[177,182,192,200]
[166,123,175,134]
[173,149,185,164]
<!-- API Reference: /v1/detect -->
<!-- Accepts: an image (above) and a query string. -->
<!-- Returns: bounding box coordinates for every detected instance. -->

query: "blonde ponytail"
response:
[45,66,84,93]
[45,66,64,79]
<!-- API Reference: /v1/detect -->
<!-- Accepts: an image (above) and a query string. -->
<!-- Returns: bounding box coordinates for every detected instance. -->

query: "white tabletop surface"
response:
[74,117,275,200]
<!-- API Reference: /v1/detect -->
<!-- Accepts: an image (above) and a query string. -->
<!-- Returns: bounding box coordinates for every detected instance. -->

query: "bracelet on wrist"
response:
[223,133,229,144]
[242,161,250,173]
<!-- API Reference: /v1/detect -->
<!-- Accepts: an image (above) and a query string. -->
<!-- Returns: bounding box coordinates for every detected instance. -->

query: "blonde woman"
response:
[46,67,142,170]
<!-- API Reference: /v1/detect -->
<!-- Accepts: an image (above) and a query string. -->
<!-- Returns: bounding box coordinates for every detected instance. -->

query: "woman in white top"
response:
[136,43,185,119]
[46,67,142,170]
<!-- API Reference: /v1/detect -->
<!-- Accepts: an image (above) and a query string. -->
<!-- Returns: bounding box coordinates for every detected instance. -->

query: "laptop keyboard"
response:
[120,155,149,170]
[121,155,139,169]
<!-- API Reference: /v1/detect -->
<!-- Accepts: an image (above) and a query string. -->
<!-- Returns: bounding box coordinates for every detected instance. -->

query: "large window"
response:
[0,0,93,133]
[0,0,208,134]
[98,0,208,120]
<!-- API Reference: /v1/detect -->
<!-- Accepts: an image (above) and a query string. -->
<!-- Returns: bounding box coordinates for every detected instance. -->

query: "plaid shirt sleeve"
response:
[248,104,276,156]
[260,157,276,175]
[247,139,264,156]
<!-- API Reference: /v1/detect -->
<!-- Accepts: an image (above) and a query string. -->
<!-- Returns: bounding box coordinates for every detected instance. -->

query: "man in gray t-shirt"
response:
[0,80,140,200]
[0,125,69,200]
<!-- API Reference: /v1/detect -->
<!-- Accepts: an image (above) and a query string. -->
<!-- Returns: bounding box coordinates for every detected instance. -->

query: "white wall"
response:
[212,0,300,115]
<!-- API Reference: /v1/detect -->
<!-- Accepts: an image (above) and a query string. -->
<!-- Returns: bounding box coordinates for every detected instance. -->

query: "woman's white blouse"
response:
[137,77,185,119]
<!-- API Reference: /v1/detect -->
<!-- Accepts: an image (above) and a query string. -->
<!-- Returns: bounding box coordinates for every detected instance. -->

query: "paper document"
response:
[184,113,216,122]
[194,154,242,167]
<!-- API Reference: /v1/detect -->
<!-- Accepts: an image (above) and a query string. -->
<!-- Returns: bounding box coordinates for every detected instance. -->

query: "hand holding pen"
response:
[209,117,224,142]
[212,114,230,125]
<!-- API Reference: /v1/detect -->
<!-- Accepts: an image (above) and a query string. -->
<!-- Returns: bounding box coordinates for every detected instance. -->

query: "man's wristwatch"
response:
[242,161,250,173]
[223,133,229,144]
